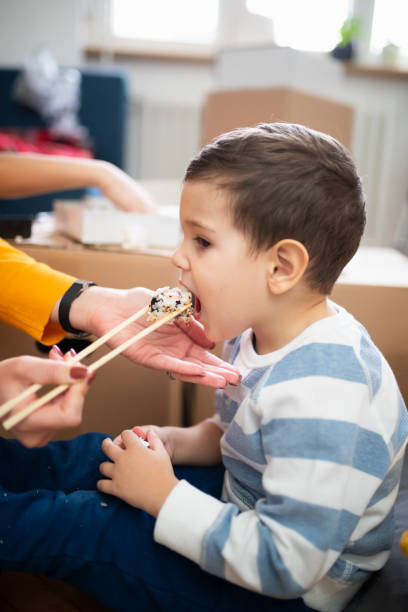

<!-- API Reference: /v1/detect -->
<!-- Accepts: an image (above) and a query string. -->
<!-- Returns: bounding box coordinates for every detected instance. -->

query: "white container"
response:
[53,198,181,249]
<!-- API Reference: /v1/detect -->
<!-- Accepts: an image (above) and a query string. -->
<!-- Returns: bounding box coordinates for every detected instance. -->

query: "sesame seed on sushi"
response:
[148,286,194,324]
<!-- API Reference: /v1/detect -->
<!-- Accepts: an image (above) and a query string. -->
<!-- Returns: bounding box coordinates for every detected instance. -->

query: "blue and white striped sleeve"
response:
[154,342,408,598]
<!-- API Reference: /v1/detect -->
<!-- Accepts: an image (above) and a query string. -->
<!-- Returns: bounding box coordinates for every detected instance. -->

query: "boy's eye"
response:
[194,237,211,248]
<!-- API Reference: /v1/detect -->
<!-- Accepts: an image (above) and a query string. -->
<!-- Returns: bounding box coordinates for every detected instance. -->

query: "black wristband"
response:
[58,280,97,336]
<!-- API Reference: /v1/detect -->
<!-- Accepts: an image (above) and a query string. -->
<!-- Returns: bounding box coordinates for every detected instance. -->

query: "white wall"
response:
[0,0,83,66]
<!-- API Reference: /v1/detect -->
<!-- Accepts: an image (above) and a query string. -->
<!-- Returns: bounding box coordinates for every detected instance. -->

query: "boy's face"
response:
[172,180,270,343]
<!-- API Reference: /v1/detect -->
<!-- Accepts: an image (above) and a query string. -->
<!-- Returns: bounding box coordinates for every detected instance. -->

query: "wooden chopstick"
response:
[0,305,149,420]
[3,304,189,431]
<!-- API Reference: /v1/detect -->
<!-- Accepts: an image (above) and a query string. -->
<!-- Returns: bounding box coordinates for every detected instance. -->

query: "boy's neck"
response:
[253,289,334,355]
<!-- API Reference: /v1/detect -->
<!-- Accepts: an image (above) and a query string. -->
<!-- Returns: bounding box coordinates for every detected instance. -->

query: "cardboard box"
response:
[332,247,408,405]
[0,243,183,439]
[202,87,353,149]
[188,248,408,425]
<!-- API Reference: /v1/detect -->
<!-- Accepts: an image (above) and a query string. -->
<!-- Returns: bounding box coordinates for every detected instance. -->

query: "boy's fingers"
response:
[112,433,124,446]
[99,461,114,479]
[121,429,141,447]
[101,437,121,458]
[146,429,165,452]
[96,479,112,495]
[132,426,148,440]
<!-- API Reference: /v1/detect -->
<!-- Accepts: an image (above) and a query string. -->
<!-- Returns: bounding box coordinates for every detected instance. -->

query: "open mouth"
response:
[194,295,201,317]
[179,282,201,319]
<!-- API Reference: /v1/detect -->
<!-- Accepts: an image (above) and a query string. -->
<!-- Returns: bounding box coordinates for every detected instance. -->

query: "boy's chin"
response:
[203,324,229,345]
[200,313,235,344]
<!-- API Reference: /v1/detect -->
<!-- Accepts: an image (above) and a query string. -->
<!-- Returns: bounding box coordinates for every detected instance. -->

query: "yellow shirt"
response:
[0,238,75,345]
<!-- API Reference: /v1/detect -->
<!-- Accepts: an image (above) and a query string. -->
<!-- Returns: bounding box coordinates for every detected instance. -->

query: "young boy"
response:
[99,123,408,609]
[1,123,407,612]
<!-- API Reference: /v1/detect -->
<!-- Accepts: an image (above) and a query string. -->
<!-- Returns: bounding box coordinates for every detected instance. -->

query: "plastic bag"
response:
[13,48,89,143]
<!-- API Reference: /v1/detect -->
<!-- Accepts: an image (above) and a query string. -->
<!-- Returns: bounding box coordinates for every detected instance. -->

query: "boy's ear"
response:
[266,239,309,295]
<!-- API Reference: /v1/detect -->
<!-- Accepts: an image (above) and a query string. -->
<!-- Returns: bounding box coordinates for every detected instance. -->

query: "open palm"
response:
[87,287,240,388]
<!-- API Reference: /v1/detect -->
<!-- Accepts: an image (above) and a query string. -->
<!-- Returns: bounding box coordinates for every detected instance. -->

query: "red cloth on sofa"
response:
[0,129,93,158]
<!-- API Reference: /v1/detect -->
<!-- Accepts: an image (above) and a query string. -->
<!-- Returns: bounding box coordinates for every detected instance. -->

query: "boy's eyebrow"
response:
[183,219,216,233]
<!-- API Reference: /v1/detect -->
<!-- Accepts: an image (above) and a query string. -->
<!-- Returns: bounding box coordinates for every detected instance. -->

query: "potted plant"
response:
[330,16,361,61]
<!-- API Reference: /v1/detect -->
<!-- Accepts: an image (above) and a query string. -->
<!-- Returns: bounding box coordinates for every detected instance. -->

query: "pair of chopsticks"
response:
[0,302,190,431]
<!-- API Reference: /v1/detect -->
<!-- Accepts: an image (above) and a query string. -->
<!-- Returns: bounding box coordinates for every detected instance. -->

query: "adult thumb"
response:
[24,356,88,386]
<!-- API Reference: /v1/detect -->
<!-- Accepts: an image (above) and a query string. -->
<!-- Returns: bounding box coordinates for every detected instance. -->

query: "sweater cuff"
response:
[154,479,224,564]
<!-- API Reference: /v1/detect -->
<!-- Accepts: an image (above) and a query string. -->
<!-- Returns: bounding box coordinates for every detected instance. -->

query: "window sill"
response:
[84,45,215,64]
[345,62,408,80]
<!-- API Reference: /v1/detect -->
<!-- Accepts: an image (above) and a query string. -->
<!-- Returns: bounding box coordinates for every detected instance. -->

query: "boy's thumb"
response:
[146,429,163,451]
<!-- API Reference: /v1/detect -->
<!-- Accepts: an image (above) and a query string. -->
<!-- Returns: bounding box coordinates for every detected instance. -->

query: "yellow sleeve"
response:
[0,238,76,345]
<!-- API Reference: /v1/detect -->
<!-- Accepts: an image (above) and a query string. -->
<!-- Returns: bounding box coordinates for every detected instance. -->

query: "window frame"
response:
[84,0,405,68]
[84,0,217,62]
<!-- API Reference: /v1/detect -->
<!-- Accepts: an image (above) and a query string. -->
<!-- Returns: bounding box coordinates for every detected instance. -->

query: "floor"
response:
[0,572,113,611]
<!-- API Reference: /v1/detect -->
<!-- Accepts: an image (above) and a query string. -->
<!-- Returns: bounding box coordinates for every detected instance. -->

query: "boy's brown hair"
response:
[185,122,366,294]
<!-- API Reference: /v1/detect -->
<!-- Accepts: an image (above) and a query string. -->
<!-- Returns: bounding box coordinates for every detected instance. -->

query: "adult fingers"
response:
[48,345,64,361]
[17,356,88,387]
[174,371,227,388]
[190,348,242,378]
[56,381,87,428]
[12,430,52,449]
[175,319,215,349]
[195,362,241,386]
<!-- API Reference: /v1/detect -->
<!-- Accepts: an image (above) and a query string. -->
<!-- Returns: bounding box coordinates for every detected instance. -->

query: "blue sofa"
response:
[0,67,127,215]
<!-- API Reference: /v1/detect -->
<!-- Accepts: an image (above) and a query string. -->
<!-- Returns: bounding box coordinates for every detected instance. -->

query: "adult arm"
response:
[0,243,239,386]
[0,153,157,213]
[0,238,74,344]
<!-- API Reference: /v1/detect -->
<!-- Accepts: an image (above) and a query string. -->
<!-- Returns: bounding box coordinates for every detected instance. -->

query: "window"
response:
[370,0,408,58]
[102,0,408,65]
[111,0,219,46]
[246,0,351,52]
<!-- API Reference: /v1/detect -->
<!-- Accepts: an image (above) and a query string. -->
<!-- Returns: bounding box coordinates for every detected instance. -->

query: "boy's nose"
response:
[171,242,189,270]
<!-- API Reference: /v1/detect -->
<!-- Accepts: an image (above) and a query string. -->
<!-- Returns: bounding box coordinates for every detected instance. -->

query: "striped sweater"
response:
[155,303,408,611]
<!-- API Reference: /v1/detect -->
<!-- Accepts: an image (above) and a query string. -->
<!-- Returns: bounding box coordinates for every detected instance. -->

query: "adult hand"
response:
[0,347,91,448]
[70,286,241,388]
[96,161,158,214]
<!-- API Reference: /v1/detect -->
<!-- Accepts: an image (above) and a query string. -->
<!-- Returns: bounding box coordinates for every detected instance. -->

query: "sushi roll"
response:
[148,286,194,324]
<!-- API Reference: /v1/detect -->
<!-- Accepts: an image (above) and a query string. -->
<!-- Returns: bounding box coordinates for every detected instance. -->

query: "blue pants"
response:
[0,433,310,612]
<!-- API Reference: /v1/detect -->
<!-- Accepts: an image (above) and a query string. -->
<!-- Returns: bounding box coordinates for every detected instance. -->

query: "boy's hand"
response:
[98,429,179,517]
[113,425,175,460]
